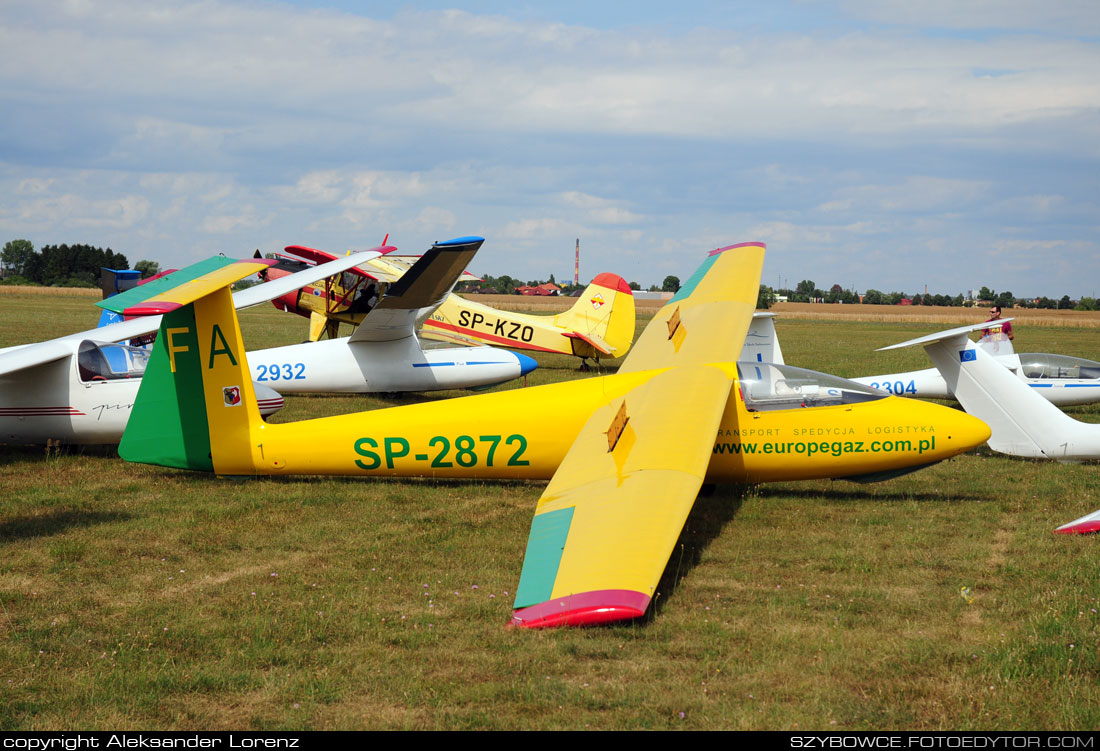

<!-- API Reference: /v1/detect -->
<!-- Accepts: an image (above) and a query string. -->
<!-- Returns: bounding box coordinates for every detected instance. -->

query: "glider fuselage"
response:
[246,336,535,394]
[0,344,282,445]
[213,362,986,482]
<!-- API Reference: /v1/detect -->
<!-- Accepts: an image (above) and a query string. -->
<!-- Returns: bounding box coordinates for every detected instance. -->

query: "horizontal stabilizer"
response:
[97,257,241,313]
[563,330,614,355]
[123,259,276,315]
[877,320,1014,352]
[349,237,484,343]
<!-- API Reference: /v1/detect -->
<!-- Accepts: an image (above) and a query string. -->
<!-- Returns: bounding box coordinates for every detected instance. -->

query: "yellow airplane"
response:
[261,244,636,367]
[119,242,990,628]
[419,273,636,369]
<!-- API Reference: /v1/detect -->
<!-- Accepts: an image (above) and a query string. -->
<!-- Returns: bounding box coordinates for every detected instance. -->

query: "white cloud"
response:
[0,2,1097,295]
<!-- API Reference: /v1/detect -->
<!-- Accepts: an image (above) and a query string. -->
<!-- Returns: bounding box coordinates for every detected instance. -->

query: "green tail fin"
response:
[119,263,269,474]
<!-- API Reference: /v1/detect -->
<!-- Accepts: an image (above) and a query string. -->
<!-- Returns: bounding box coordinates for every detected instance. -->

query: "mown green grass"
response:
[0,294,1098,729]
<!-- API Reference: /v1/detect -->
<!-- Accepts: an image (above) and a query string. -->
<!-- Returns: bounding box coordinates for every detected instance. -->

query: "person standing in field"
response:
[982,306,1014,342]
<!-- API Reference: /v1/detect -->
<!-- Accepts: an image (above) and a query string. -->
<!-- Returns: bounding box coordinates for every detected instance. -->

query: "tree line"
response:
[1,239,130,288]
[755,279,1100,312]
[4,238,1095,311]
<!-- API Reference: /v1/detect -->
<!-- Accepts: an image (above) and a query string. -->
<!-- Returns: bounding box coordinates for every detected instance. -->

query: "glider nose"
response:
[515,352,538,376]
[939,406,991,454]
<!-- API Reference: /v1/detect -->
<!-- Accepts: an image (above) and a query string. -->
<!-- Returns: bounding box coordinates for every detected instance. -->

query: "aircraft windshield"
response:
[77,341,151,382]
[736,362,886,411]
[1019,354,1100,380]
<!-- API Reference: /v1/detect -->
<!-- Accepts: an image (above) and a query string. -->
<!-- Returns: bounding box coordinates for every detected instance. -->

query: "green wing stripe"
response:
[513,507,575,609]
[668,252,718,304]
[97,257,238,313]
[118,305,213,470]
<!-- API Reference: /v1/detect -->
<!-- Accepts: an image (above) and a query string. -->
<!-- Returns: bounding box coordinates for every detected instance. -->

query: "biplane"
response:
[244,237,536,394]
[119,242,990,626]
[257,241,636,368]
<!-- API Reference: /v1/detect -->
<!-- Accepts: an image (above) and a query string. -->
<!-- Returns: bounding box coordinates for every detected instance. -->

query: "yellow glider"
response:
[119,242,990,627]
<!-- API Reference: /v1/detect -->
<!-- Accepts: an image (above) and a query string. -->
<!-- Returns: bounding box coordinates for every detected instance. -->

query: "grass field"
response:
[0,290,1098,730]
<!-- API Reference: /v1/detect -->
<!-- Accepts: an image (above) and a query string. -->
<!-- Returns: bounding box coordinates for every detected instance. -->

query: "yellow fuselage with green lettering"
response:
[216,362,984,482]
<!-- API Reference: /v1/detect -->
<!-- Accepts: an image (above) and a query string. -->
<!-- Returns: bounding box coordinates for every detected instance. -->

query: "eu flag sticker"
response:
[959,349,977,362]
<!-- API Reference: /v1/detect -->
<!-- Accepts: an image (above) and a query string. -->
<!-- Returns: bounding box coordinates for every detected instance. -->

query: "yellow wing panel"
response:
[619,242,764,374]
[511,364,733,627]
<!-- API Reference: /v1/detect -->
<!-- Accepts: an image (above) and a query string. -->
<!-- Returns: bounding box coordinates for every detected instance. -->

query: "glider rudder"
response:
[119,260,270,474]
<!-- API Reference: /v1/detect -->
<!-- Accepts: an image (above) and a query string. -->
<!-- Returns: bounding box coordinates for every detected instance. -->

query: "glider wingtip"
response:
[1054,521,1100,535]
[709,241,766,256]
[509,590,651,629]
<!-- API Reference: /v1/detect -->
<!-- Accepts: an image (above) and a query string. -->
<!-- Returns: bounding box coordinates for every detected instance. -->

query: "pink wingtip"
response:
[124,302,182,315]
[708,241,766,256]
[591,272,632,295]
[509,590,651,629]
[1054,521,1100,535]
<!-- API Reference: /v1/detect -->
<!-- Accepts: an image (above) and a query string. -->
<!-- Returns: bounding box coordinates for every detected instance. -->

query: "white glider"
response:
[0,250,384,444]
[851,321,1100,406]
[882,323,1100,534]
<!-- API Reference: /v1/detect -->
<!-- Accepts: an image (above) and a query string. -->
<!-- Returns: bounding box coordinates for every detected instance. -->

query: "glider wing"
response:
[619,242,765,373]
[511,363,732,627]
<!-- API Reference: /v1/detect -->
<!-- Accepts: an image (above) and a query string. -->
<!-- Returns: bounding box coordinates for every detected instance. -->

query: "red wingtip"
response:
[123,302,182,316]
[509,590,650,628]
[1054,521,1100,535]
[709,241,766,256]
[590,273,632,295]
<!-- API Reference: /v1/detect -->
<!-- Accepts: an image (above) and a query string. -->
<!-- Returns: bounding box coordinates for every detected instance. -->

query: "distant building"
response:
[516,282,561,296]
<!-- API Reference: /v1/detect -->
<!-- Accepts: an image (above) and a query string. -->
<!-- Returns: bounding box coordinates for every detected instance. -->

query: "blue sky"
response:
[2,0,1098,297]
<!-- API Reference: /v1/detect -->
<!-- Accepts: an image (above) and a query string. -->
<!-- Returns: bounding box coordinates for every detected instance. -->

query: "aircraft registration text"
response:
[353,433,531,470]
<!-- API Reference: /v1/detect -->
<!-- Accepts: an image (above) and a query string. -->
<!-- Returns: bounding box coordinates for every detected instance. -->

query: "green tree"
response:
[995,291,1015,309]
[2,239,35,277]
[862,289,884,305]
[756,284,777,309]
[628,281,641,291]
[135,260,161,278]
[662,275,680,292]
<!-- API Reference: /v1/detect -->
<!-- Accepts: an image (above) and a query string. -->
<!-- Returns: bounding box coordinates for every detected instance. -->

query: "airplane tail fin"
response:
[880,322,1085,459]
[554,273,636,359]
[740,312,785,365]
[119,260,272,475]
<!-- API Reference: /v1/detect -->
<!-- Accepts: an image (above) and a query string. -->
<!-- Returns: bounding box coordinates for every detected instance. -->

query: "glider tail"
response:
[554,273,636,359]
[119,262,270,475]
[881,323,1085,459]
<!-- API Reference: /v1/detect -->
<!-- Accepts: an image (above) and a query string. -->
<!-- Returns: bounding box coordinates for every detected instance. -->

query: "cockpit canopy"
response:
[736,362,887,411]
[77,341,151,383]
[1019,353,1100,380]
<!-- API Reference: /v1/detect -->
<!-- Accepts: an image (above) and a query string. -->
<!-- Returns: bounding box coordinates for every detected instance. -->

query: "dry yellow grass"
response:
[773,302,1100,327]
[0,285,101,297]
